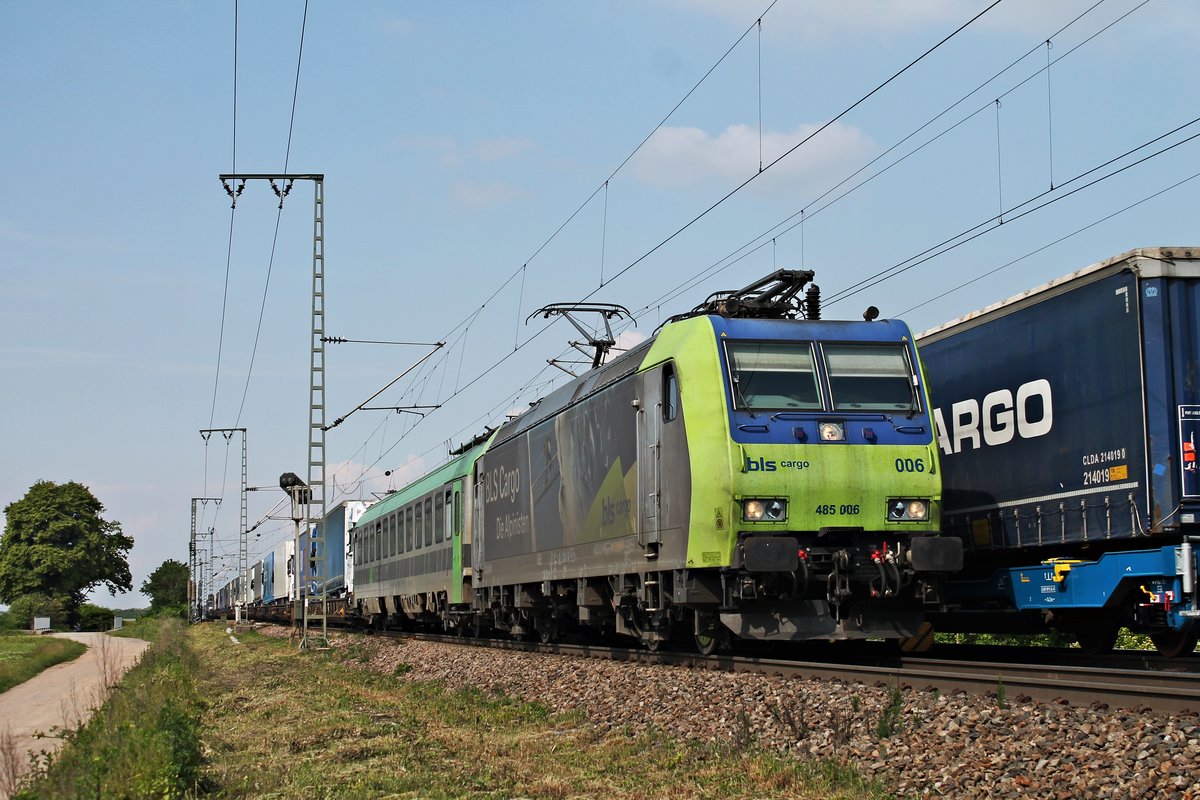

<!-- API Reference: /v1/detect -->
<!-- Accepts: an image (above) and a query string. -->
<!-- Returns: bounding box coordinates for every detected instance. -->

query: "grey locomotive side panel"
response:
[479,375,643,584]
[480,435,533,561]
[921,270,1148,548]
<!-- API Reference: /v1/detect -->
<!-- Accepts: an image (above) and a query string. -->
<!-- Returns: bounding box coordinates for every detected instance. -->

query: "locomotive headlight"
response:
[764,499,787,520]
[744,500,765,520]
[819,422,845,442]
[743,499,787,521]
[888,498,930,521]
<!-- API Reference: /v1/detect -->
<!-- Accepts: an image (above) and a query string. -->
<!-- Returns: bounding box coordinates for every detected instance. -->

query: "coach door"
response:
[637,367,663,555]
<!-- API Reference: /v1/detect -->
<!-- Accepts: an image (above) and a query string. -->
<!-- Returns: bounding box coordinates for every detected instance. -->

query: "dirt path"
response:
[0,632,149,798]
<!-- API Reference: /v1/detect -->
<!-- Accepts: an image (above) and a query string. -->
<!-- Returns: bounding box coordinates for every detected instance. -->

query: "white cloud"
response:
[450,181,533,210]
[472,137,535,162]
[381,454,429,494]
[396,135,462,168]
[614,330,648,352]
[397,135,537,170]
[327,459,387,502]
[629,121,876,192]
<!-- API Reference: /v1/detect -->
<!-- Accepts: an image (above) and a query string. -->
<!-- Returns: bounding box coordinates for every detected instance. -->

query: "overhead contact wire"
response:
[634,0,1131,318]
[233,0,310,428]
[598,0,1005,291]
[343,0,1000,488]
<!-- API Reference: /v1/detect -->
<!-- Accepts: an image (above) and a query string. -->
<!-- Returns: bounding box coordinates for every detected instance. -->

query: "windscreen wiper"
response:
[732,374,756,418]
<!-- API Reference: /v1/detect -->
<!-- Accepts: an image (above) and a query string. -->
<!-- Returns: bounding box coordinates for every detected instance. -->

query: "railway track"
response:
[383,631,1200,714]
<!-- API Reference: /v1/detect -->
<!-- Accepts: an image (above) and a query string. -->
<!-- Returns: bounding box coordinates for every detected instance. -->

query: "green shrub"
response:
[3,595,68,630]
[76,603,115,632]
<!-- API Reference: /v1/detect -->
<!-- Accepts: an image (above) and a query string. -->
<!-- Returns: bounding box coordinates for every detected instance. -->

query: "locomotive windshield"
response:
[824,343,916,412]
[726,342,822,410]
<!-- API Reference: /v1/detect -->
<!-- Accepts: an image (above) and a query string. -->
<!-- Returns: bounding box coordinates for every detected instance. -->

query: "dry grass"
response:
[191,625,889,799]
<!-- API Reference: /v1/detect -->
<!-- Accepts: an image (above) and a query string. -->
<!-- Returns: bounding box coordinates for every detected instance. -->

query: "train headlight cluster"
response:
[819,422,845,441]
[743,498,787,522]
[888,499,929,521]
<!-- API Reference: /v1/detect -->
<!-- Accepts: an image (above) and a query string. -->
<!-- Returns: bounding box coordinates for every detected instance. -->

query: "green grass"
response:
[12,623,895,798]
[0,634,86,694]
[192,626,892,799]
[12,618,205,800]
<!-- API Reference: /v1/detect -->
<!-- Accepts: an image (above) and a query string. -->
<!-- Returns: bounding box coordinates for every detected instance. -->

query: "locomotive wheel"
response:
[694,630,720,656]
[1150,631,1199,658]
[1074,624,1119,656]
[693,613,727,656]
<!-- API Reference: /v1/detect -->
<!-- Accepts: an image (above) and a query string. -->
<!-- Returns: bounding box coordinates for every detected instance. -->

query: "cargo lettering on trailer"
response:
[932,379,1054,455]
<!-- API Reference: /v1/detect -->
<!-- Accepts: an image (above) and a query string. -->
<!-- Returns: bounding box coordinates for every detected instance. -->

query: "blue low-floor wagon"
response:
[918,247,1200,656]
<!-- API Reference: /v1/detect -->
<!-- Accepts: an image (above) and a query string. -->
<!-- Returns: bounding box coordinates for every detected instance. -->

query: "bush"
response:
[77,603,115,632]
[2,595,68,630]
[153,603,188,621]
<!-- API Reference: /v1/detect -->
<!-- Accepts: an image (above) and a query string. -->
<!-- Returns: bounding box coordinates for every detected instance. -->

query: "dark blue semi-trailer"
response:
[917,247,1200,656]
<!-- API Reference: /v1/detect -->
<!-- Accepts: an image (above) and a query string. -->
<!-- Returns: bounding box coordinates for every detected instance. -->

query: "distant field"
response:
[0,634,87,693]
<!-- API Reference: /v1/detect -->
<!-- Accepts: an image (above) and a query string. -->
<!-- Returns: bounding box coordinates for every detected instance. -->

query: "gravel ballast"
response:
[259,627,1200,798]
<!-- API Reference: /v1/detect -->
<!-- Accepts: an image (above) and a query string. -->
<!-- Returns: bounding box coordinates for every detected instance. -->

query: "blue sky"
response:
[2,0,1198,608]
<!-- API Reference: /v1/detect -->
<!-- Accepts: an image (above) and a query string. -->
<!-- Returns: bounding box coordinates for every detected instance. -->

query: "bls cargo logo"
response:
[745,457,811,472]
[933,379,1054,455]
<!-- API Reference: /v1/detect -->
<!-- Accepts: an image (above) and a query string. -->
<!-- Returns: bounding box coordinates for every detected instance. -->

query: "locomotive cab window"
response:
[663,364,679,422]
[726,342,822,411]
[823,344,917,412]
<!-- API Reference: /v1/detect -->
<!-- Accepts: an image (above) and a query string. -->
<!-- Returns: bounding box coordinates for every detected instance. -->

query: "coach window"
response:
[388,513,396,557]
[406,506,414,551]
[425,497,434,546]
[374,522,382,563]
[453,489,461,537]
[414,502,424,550]
[397,510,405,554]
[663,364,679,422]
[435,491,445,544]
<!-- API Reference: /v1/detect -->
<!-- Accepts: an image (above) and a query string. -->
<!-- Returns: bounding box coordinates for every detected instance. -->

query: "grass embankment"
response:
[13,618,203,800]
[192,626,888,799]
[15,622,889,798]
[0,634,86,693]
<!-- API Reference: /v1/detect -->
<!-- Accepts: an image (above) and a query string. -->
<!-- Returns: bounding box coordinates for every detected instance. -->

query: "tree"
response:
[0,481,133,623]
[2,594,68,630]
[141,559,188,614]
